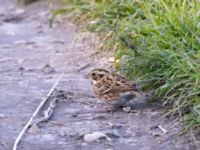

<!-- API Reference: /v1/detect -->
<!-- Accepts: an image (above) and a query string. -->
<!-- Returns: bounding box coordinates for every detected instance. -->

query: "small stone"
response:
[109,57,115,62]
[151,131,161,137]
[59,131,67,137]
[41,64,55,74]
[49,120,65,126]
[82,142,87,146]
[0,114,6,119]
[83,132,112,142]
[95,115,106,120]
[71,112,78,118]
[18,67,25,71]
[15,9,25,15]
[28,124,40,134]
[122,106,131,113]
[150,124,158,130]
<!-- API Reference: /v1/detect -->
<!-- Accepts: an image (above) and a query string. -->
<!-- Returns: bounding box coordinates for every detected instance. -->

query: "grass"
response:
[52,0,200,133]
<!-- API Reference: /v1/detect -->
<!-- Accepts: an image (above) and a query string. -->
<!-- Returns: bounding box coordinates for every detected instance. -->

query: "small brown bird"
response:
[87,68,148,109]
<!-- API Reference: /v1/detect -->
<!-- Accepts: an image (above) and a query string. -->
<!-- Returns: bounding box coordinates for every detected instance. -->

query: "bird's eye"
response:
[92,73,95,76]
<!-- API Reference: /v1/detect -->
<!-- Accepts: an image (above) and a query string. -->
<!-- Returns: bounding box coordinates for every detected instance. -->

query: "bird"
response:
[86,68,148,110]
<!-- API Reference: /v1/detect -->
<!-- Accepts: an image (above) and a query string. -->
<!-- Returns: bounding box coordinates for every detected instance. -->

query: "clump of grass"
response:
[53,0,200,132]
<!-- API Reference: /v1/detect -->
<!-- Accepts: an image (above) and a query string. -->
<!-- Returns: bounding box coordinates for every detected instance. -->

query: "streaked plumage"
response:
[87,68,147,108]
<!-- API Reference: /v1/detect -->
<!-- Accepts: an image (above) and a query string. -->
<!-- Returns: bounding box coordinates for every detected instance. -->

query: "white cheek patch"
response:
[92,80,97,84]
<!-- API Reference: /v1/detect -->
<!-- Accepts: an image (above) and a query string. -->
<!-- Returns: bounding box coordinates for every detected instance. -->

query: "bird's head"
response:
[86,68,110,84]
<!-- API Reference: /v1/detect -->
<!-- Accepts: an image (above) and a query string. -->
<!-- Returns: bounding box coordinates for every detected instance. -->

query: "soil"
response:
[0,0,196,150]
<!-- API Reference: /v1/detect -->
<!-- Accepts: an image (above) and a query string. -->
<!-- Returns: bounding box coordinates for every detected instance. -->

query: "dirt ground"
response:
[0,0,196,150]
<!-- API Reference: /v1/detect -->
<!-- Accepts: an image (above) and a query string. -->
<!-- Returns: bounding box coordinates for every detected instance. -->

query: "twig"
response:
[13,73,64,150]
[76,63,91,72]
[29,98,58,127]
[63,62,91,74]
[13,63,91,150]
[158,125,168,134]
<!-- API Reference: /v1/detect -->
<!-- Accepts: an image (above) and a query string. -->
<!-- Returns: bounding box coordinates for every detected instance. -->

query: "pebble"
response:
[151,131,161,137]
[41,64,55,74]
[122,106,131,113]
[0,114,6,119]
[83,132,112,142]
[15,9,25,15]
[71,112,78,118]
[28,124,40,134]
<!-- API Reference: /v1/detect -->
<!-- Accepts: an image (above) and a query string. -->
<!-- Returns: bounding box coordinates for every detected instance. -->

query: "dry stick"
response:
[13,73,64,150]
[158,125,168,134]
[13,63,91,150]
[75,63,91,72]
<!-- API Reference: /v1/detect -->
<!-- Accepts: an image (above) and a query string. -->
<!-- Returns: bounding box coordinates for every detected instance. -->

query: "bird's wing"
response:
[93,74,115,95]
[111,74,138,92]
[94,74,138,95]
[98,84,112,94]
